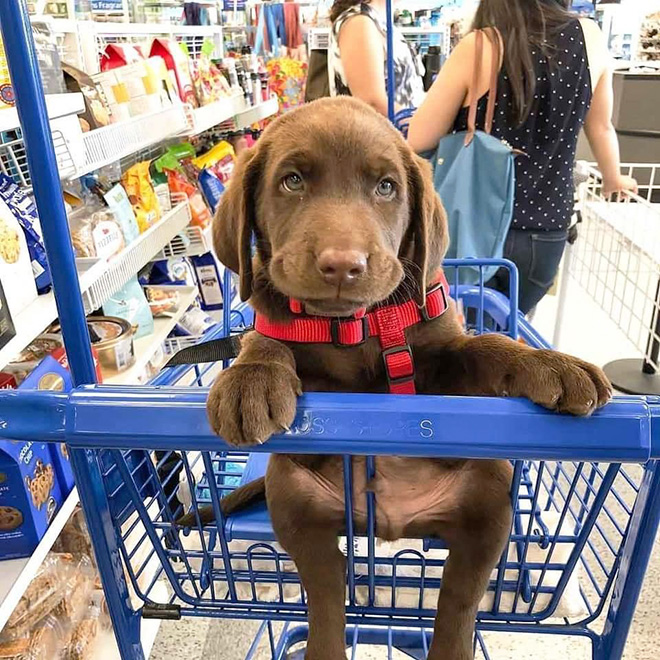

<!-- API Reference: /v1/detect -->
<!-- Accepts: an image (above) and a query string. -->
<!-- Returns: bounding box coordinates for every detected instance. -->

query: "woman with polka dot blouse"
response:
[408,0,637,314]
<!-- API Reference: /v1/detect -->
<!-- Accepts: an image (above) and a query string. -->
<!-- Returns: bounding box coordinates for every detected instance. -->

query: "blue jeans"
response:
[487,228,568,315]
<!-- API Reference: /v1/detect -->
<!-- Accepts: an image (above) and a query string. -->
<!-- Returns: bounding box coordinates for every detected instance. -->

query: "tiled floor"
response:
[151,276,660,659]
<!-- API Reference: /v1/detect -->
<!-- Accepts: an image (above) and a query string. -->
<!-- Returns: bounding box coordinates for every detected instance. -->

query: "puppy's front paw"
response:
[506,350,612,416]
[207,362,302,446]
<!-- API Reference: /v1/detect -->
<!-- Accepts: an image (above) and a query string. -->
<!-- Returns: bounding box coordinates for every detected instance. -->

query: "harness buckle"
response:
[382,345,415,389]
[330,316,369,347]
[419,281,448,322]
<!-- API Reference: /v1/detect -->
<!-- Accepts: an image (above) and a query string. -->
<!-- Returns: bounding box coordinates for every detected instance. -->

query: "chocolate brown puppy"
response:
[206,97,611,660]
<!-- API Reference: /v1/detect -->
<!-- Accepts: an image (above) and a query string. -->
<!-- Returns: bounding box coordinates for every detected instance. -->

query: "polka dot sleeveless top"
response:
[453,20,592,231]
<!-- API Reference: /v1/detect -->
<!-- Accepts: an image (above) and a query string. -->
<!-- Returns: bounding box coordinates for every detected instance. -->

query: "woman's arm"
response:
[407,34,476,153]
[338,15,400,117]
[582,22,637,196]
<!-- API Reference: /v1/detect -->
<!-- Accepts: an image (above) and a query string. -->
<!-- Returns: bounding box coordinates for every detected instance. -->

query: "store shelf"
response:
[78,198,192,313]
[104,286,198,385]
[158,222,213,259]
[234,96,279,129]
[0,488,79,633]
[184,94,245,135]
[0,93,84,133]
[73,105,189,178]
[0,199,191,370]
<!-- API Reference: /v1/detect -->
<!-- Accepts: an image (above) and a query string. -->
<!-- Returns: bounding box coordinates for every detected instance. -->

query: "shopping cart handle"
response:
[2,387,658,463]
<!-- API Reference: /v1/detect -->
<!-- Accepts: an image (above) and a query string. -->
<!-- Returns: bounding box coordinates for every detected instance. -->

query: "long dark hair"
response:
[330,0,364,24]
[473,0,575,124]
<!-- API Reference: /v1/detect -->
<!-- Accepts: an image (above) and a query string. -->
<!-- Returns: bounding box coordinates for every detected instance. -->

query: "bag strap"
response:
[465,28,501,145]
[485,28,501,134]
[465,29,484,146]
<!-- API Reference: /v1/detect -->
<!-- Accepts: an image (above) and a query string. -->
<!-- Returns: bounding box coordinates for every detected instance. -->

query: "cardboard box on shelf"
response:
[0,438,65,560]
[0,198,38,319]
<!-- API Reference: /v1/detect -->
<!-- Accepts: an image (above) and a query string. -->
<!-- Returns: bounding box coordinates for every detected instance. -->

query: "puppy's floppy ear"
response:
[212,145,264,301]
[402,152,449,306]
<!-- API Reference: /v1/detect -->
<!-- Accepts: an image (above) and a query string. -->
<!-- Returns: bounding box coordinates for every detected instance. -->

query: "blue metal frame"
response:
[3,1,660,658]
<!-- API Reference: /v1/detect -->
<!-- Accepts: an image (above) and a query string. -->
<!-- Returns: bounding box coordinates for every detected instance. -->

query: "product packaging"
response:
[100,43,145,71]
[149,38,198,107]
[145,258,197,287]
[144,286,180,317]
[0,280,15,352]
[0,438,64,559]
[90,69,131,124]
[172,305,214,337]
[62,63,112,129]
[193,140,236,183]
[198,168,225,211]
[0,198,38,318]
[165,169,211,228]
[103,183,140,245]
[191,252,224,310]
[149,162,172,215]
[19,346,102,495]
[67,204,125,260]
[102,276,154,340]
[121,162,162,232]
[0,174,52,293]
[87,316,135,377]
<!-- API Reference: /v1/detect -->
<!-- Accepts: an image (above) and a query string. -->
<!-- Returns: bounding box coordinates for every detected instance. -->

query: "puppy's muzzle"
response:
[317,248,368,287]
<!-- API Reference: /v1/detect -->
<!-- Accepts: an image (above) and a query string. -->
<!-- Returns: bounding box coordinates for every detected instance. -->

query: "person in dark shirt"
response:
[408,0,637,314]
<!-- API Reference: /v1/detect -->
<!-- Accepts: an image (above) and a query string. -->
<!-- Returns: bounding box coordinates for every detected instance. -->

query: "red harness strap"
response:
[254,273,450,395]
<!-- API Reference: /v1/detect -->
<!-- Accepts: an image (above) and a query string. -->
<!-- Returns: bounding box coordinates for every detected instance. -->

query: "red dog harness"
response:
[254,273,451,395]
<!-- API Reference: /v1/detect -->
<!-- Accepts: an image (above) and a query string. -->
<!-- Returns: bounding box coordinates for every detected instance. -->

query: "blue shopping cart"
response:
[2,3,660,660]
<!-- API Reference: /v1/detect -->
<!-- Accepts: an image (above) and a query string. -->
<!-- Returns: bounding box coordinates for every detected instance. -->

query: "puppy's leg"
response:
[206,332,301,446]
[424,333,611,416]
[429,460,512,660]
[268,456,347,660]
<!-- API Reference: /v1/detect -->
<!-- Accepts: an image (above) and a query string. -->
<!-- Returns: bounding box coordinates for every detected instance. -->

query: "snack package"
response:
[53,507,94,562]
[144,258,196,287]
[62,63,112,129]
[150,38,198,107]
[0,280,15,352]
[114,61,163,117]
[100,43,145,71]
[0,174,52,292]
[149,163,172,215]
[2,554,79,637]
[165,169,211,228]
[102,276,154,340]
[144,286,181,317]
[198,169,225,212]
[90,69,131,124]
[64,605,101,660]
[20,346,103,494]
[193,140,236,183]
[144,56,179,107]
[67,208,96,258]
[122,162,162,232]
[103,183,140,245]
[68,204,125,261]
[172,305,214,337]
[0,198,38,318]
[191,252,224,311]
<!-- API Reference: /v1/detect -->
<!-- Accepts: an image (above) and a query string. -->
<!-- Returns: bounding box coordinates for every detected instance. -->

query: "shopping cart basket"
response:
[2,3,660,659]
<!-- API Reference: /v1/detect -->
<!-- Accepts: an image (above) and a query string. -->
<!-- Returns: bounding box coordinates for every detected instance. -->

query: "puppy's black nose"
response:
[317,249,367,286]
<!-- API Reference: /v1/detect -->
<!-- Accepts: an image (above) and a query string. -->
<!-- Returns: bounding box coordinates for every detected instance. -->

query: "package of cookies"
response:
[0,438,64,559]
[0,198,38,319]
[3,553,78,638]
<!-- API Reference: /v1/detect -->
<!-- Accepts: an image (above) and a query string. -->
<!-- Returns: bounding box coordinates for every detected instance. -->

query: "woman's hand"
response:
[602,174,638,198]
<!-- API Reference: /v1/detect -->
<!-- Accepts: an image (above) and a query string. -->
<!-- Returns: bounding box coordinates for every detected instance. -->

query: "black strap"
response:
[164,334,245,368]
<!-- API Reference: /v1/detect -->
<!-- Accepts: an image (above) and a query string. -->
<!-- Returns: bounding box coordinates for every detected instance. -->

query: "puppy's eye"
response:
[376,178,396,198]
[282,173,304,193]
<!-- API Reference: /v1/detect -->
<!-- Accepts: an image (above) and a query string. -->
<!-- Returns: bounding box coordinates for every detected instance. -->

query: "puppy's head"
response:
[214,97,448,317]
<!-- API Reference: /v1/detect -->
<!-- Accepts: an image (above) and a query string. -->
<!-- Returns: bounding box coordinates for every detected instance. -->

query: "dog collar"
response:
[253,272,450,395]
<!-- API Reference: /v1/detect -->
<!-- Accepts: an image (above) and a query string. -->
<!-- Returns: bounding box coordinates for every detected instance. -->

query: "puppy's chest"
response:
[292,340,389,392]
